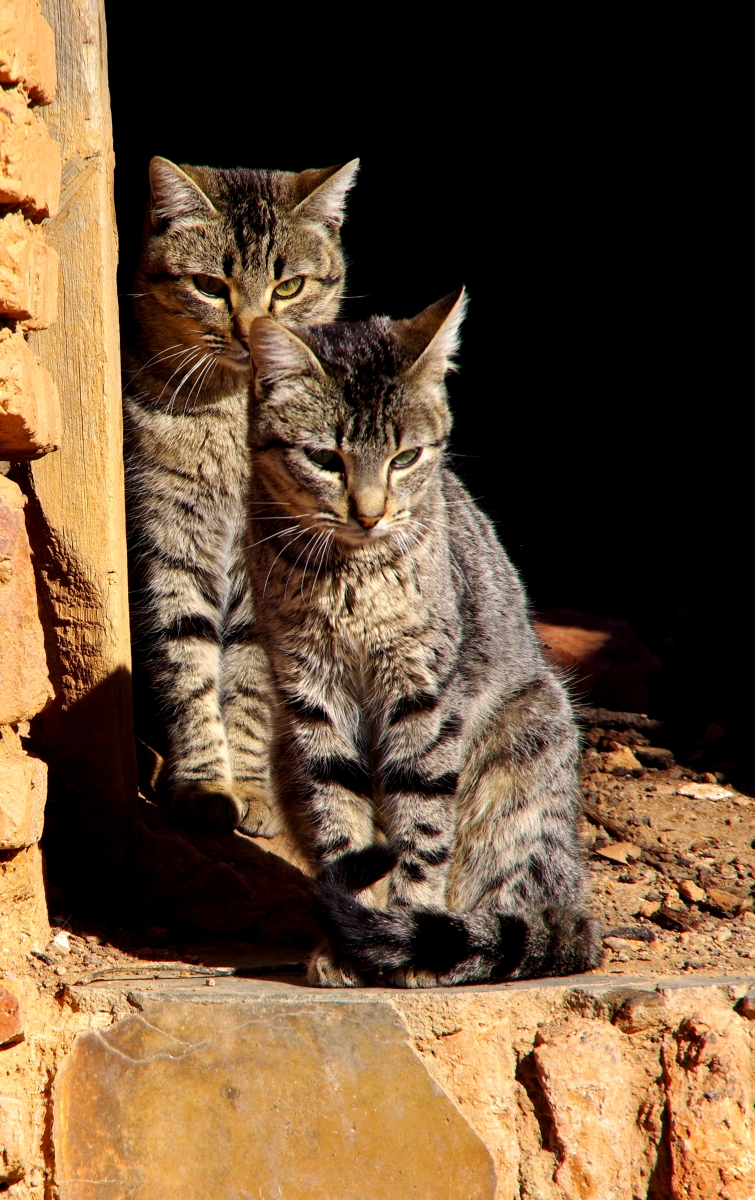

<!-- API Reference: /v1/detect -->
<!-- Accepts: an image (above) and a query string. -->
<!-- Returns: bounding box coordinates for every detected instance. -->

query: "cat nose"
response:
[355,513,383,529]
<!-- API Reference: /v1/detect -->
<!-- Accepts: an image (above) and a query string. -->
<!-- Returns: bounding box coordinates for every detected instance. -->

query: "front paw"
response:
[170,782,245,832]
[307,947,367,988]
[383,965,439,989]
[234,783,283,838]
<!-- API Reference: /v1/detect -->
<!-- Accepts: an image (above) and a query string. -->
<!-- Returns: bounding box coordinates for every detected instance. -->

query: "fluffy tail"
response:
[314,846,602,984]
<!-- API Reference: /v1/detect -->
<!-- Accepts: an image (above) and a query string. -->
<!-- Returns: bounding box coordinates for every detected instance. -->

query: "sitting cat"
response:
[122,155,358,834]
[245,290,602,986]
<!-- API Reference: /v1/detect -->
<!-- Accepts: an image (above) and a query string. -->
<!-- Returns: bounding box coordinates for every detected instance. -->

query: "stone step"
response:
[53,970,755,1199]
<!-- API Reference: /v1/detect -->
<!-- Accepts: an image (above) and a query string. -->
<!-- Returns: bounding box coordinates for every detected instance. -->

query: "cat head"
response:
[133,157,359,381]
[248,289,467,547]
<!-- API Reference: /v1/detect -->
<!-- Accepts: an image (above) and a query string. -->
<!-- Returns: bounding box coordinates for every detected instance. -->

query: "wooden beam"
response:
[15,0,137,891]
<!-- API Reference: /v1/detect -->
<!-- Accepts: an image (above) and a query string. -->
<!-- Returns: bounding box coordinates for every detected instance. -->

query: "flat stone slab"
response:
[54,972,755,1200]
[54,986,496,1200]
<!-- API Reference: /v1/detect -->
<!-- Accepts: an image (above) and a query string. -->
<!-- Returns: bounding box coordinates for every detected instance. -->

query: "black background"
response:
[103,10,752,754]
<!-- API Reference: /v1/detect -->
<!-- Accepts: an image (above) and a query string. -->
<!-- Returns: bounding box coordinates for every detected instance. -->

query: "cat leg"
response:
[272,677,379,986]
[306,946,371,988]
[220,579,280,837]
[143,584,243,832]
[449,675,600,978]
[378,700,465,911]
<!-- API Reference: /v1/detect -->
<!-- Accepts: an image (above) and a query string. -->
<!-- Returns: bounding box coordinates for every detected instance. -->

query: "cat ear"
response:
[399,287,468,379]
[149,157,218,226]
[292,160,360,229]
[249,318,326,389]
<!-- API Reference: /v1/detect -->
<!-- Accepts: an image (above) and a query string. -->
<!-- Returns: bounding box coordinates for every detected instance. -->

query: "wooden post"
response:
[17,0,137,892]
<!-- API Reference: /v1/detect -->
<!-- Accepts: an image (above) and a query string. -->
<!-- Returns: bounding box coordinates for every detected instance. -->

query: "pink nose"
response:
[355,514,382,529]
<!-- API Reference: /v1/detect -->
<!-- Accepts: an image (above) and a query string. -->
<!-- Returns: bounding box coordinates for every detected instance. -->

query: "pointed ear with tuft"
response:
[397,287,468,380]
[149,157,218,227]
[249,318,326,391]
[293,159,360,229]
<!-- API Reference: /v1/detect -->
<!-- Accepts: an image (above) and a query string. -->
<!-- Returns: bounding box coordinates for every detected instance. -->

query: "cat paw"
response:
[170,782,245,833]
[234,783,283,838]
[306,948,366,988]
[383,965,439,989]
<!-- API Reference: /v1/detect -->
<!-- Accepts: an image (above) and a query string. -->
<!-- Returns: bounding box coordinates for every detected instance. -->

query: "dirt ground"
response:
[25,711,755,991]
[579,711,755,977]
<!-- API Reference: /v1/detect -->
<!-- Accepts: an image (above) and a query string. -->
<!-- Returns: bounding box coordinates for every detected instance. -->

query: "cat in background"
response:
[122,155,358,835]
[245,291,601,986]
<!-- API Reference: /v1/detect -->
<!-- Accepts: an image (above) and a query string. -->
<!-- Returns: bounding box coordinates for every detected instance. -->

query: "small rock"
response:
[603,937,637,952]
[30,949,54,966]
[206,978,216,987]
[606,924,656,943]
[634,746,675,770]
[595,842,641,865]
[741,911,755,927]
[652,905,702,933]
[55,965,66,976]
[705,888,747,918]
[735,991,755,1020]
[676,783,734,802]
[678,879,706,904]
[608,989,666,1034]
[0,982,23,1048]
[51,931,70,953]
[603,745,644,777]
[639,900,660,918]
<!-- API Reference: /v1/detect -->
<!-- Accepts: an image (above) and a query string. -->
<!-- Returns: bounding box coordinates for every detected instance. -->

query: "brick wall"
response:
[0,0,59,1188]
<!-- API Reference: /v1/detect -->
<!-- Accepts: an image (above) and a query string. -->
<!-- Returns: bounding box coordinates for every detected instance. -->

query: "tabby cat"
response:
[245,291,601,986]
[122,156,358,834]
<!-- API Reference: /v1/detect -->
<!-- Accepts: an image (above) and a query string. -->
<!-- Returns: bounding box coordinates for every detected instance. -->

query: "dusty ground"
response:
[579,713,755,977]
[25,712,755,992]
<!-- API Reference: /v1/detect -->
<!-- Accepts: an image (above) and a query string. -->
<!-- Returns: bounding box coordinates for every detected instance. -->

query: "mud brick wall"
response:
[0,1,60,1189]
[0,0,60,459]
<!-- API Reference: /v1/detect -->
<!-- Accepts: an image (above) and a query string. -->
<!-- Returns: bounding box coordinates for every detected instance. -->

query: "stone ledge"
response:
[53,971,755,1200]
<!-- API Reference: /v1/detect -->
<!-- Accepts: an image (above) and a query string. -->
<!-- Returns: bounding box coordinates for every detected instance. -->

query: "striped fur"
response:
[246,291,602,985]
[123,157,358,832]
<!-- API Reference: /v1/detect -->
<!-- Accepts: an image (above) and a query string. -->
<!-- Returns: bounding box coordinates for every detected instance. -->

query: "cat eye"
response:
[391,448,421,469]
[273,276,305,300]
[193,274,228,299]
[306,449,343,472]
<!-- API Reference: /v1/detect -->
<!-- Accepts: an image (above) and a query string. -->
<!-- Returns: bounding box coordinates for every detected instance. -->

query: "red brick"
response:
[0,210,57,327]
[0,0,56,104]
[0,725,46,849]
[0,84,60,218]
[0,475,53,725]
[0,327,60,458]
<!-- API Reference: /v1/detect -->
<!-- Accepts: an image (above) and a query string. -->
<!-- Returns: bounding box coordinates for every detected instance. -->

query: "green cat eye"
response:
[193,274,228,299]
[273,276,305,300]
[391,448,421,469]
[307,449,343,472]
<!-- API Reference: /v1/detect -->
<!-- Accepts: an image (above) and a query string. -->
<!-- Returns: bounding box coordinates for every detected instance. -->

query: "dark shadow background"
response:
[103,11,752,769]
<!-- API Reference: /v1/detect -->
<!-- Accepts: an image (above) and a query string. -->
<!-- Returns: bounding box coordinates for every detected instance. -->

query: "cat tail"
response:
[314,847,603,983]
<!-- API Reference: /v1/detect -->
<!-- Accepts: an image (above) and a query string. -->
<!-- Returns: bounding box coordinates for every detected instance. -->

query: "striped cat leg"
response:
[447,677,601,980]
[220,581,280,836]
[273,680,379,987]
[144,554,241,832]
[379,697,465,911]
